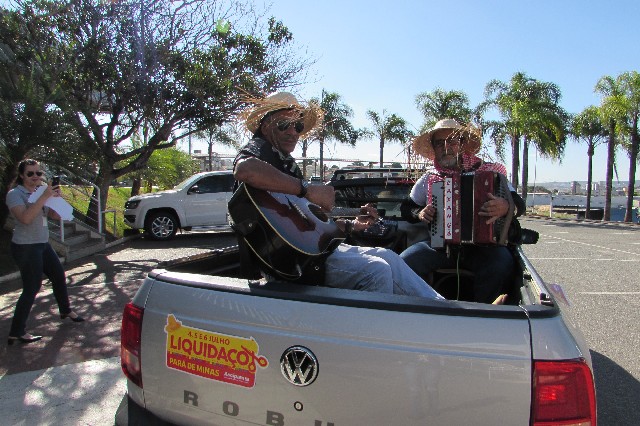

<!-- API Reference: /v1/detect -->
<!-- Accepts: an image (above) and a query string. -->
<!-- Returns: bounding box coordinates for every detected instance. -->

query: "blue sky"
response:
[220,0,640,183]
[4,0,639,183]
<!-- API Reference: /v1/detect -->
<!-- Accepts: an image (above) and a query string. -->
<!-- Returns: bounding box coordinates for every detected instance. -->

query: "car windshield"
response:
[174,174,205,191]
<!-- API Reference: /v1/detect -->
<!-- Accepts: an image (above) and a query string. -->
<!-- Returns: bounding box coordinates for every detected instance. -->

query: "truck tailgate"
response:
[138,277,532,425]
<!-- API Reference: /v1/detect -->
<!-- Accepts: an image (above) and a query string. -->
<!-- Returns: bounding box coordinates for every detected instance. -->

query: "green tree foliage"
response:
[0,37,86,225]
[595,75,626,221]
[144,148,199,191]
[1,0,310,226]
[570,106,607,215]
[483,72,569,202]
[615,71,640,222]
[364,109,412,167]
[415,88,472,133]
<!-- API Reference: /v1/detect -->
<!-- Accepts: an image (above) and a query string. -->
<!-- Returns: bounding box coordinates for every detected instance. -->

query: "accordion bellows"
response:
[429,171,515,248]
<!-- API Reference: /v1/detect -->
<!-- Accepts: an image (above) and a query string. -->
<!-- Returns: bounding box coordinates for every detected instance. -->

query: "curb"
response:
[0,233,141,284]
[526,214,640,227]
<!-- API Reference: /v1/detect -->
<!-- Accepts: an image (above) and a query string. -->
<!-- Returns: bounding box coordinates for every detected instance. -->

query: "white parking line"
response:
[528,258,587,260]
[543,235,640,257]
[580,292,640,295]
[528,257,640,262]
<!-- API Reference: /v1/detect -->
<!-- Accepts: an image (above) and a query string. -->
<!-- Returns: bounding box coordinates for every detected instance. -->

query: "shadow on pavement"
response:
[0,231,237,376]
[591,349,640,426]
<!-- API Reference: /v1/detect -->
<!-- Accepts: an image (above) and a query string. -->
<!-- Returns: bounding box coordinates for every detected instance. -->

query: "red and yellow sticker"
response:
[164,314,268,388]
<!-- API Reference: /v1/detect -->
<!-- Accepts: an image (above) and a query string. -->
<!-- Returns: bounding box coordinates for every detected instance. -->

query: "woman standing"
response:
[5,159,84,345]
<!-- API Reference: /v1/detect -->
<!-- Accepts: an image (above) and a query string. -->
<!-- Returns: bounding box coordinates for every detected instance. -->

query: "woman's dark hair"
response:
[15,159,39,185]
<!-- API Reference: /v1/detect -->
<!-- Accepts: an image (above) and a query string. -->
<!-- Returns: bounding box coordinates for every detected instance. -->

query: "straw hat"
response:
[413,118,481,160]
[240,92,323,138]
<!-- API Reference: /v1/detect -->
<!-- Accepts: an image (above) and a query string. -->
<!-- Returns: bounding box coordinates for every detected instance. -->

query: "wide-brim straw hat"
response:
[240,92,323,138]
[413,118,482,160]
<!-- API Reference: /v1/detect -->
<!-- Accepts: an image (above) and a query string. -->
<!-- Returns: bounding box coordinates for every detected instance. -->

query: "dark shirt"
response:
[232,137,302,192]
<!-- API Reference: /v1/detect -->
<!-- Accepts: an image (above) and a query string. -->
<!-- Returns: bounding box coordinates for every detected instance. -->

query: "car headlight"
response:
[125,200,141,209]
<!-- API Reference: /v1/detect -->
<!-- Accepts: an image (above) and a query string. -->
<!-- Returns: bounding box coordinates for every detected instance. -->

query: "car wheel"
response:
[145,211,178,240]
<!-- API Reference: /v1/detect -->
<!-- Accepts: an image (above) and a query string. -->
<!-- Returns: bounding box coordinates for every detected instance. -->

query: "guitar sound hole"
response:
[308,204,329,222]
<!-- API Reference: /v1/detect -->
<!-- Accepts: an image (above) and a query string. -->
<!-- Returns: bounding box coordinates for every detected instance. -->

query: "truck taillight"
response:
[121,302,144,388]
[532,359,596,426]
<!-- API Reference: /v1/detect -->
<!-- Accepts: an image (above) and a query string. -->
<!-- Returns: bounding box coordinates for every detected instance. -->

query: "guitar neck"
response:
[330,206,364,218]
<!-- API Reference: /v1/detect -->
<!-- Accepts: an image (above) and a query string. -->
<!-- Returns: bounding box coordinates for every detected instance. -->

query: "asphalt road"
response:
[520,217,640,426]
[0,218,638,425]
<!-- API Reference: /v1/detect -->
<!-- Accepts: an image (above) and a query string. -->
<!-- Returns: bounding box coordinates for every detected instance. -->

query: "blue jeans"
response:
[9,242,71,337]
[400,242,514,303]
[324,243,444,299]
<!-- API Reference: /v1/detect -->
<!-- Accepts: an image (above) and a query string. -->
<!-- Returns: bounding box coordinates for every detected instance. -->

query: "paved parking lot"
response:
[0,231,237,425]
[0,219,638,425]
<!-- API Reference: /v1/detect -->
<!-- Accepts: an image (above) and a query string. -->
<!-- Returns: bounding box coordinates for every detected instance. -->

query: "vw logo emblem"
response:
[280,346,318,386]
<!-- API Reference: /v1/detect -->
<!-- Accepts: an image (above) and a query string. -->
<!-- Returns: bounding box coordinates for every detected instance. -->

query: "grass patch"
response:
[61,186,139,239]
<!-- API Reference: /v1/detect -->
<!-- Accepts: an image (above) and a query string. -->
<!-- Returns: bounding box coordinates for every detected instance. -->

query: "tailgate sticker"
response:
[164,314,268,388]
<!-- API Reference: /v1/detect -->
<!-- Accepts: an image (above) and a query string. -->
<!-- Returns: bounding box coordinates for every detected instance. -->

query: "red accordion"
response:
[428,171,515,248]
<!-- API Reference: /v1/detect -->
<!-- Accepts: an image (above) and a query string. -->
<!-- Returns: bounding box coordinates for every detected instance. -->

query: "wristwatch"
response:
[297,179,309,198]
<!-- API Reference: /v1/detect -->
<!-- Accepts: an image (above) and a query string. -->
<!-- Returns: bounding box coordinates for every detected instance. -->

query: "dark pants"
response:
[400,242,514,304]
[9,242,71,337]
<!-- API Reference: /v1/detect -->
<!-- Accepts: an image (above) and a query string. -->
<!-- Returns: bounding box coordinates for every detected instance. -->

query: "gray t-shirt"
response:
[6,185,50,244]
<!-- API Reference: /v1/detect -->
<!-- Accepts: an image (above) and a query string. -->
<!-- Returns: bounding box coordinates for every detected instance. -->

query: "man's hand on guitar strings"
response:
[478,193,510,224]
[305,185,336,212]
[359,203,379,220]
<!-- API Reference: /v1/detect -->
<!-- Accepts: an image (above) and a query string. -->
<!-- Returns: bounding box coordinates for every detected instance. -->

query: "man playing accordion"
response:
[400,119,525,304]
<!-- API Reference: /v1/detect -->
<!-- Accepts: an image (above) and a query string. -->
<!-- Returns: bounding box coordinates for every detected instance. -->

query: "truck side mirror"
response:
[520,228,539,245]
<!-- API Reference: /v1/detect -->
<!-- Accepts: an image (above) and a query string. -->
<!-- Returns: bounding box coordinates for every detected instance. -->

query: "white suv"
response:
[123,171,235,240]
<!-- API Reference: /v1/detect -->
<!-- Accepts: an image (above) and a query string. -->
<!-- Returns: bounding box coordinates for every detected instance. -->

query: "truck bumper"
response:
[115,394,174,426]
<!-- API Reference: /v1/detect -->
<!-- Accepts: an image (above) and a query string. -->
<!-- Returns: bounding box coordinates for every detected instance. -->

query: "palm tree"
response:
[364,110,412,167]
[415,88,472,133]
[570,106,607,217]
[483,72,568,202]
[595,75,626,221]
[616,71,640,222]
[194,123,242,172]
[309,90,359,181]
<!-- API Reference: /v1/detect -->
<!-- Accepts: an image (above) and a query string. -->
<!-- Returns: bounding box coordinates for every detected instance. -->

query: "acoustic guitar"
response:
[228,183,362,281]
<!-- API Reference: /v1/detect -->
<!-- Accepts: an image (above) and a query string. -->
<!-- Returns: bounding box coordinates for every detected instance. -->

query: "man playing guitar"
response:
[232,92,443,299]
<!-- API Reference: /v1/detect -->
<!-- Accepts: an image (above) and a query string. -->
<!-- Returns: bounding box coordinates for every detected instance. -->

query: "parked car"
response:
[123,171,234,240]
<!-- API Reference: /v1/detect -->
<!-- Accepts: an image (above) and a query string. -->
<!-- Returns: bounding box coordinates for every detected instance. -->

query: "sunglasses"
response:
[432,137,463,149]
[276,120,305,133]
[26,171,44,177]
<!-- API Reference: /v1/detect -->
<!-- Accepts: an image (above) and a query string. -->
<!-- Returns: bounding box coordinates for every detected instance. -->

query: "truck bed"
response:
[117,245,593,425]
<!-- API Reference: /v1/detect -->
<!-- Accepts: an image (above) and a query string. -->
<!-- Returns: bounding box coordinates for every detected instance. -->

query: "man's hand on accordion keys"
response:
[417,204,436,224]
[478,193,510,225]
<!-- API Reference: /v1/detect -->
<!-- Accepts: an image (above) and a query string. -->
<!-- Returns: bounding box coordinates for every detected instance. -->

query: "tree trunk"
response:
[511,134,520,191]
[521,137,529,206]
[379,137,385,167]
[624,118,638,222]
[87,170,113,231]
[301,140,308,179]
[131,177,142,197]
[586,142,594,217]
[604,120,616,221]
[319,138,325,182]
[208,140,213,172]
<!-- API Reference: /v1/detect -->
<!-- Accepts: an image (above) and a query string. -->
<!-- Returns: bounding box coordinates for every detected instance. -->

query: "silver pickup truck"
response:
[115,171,596,426]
